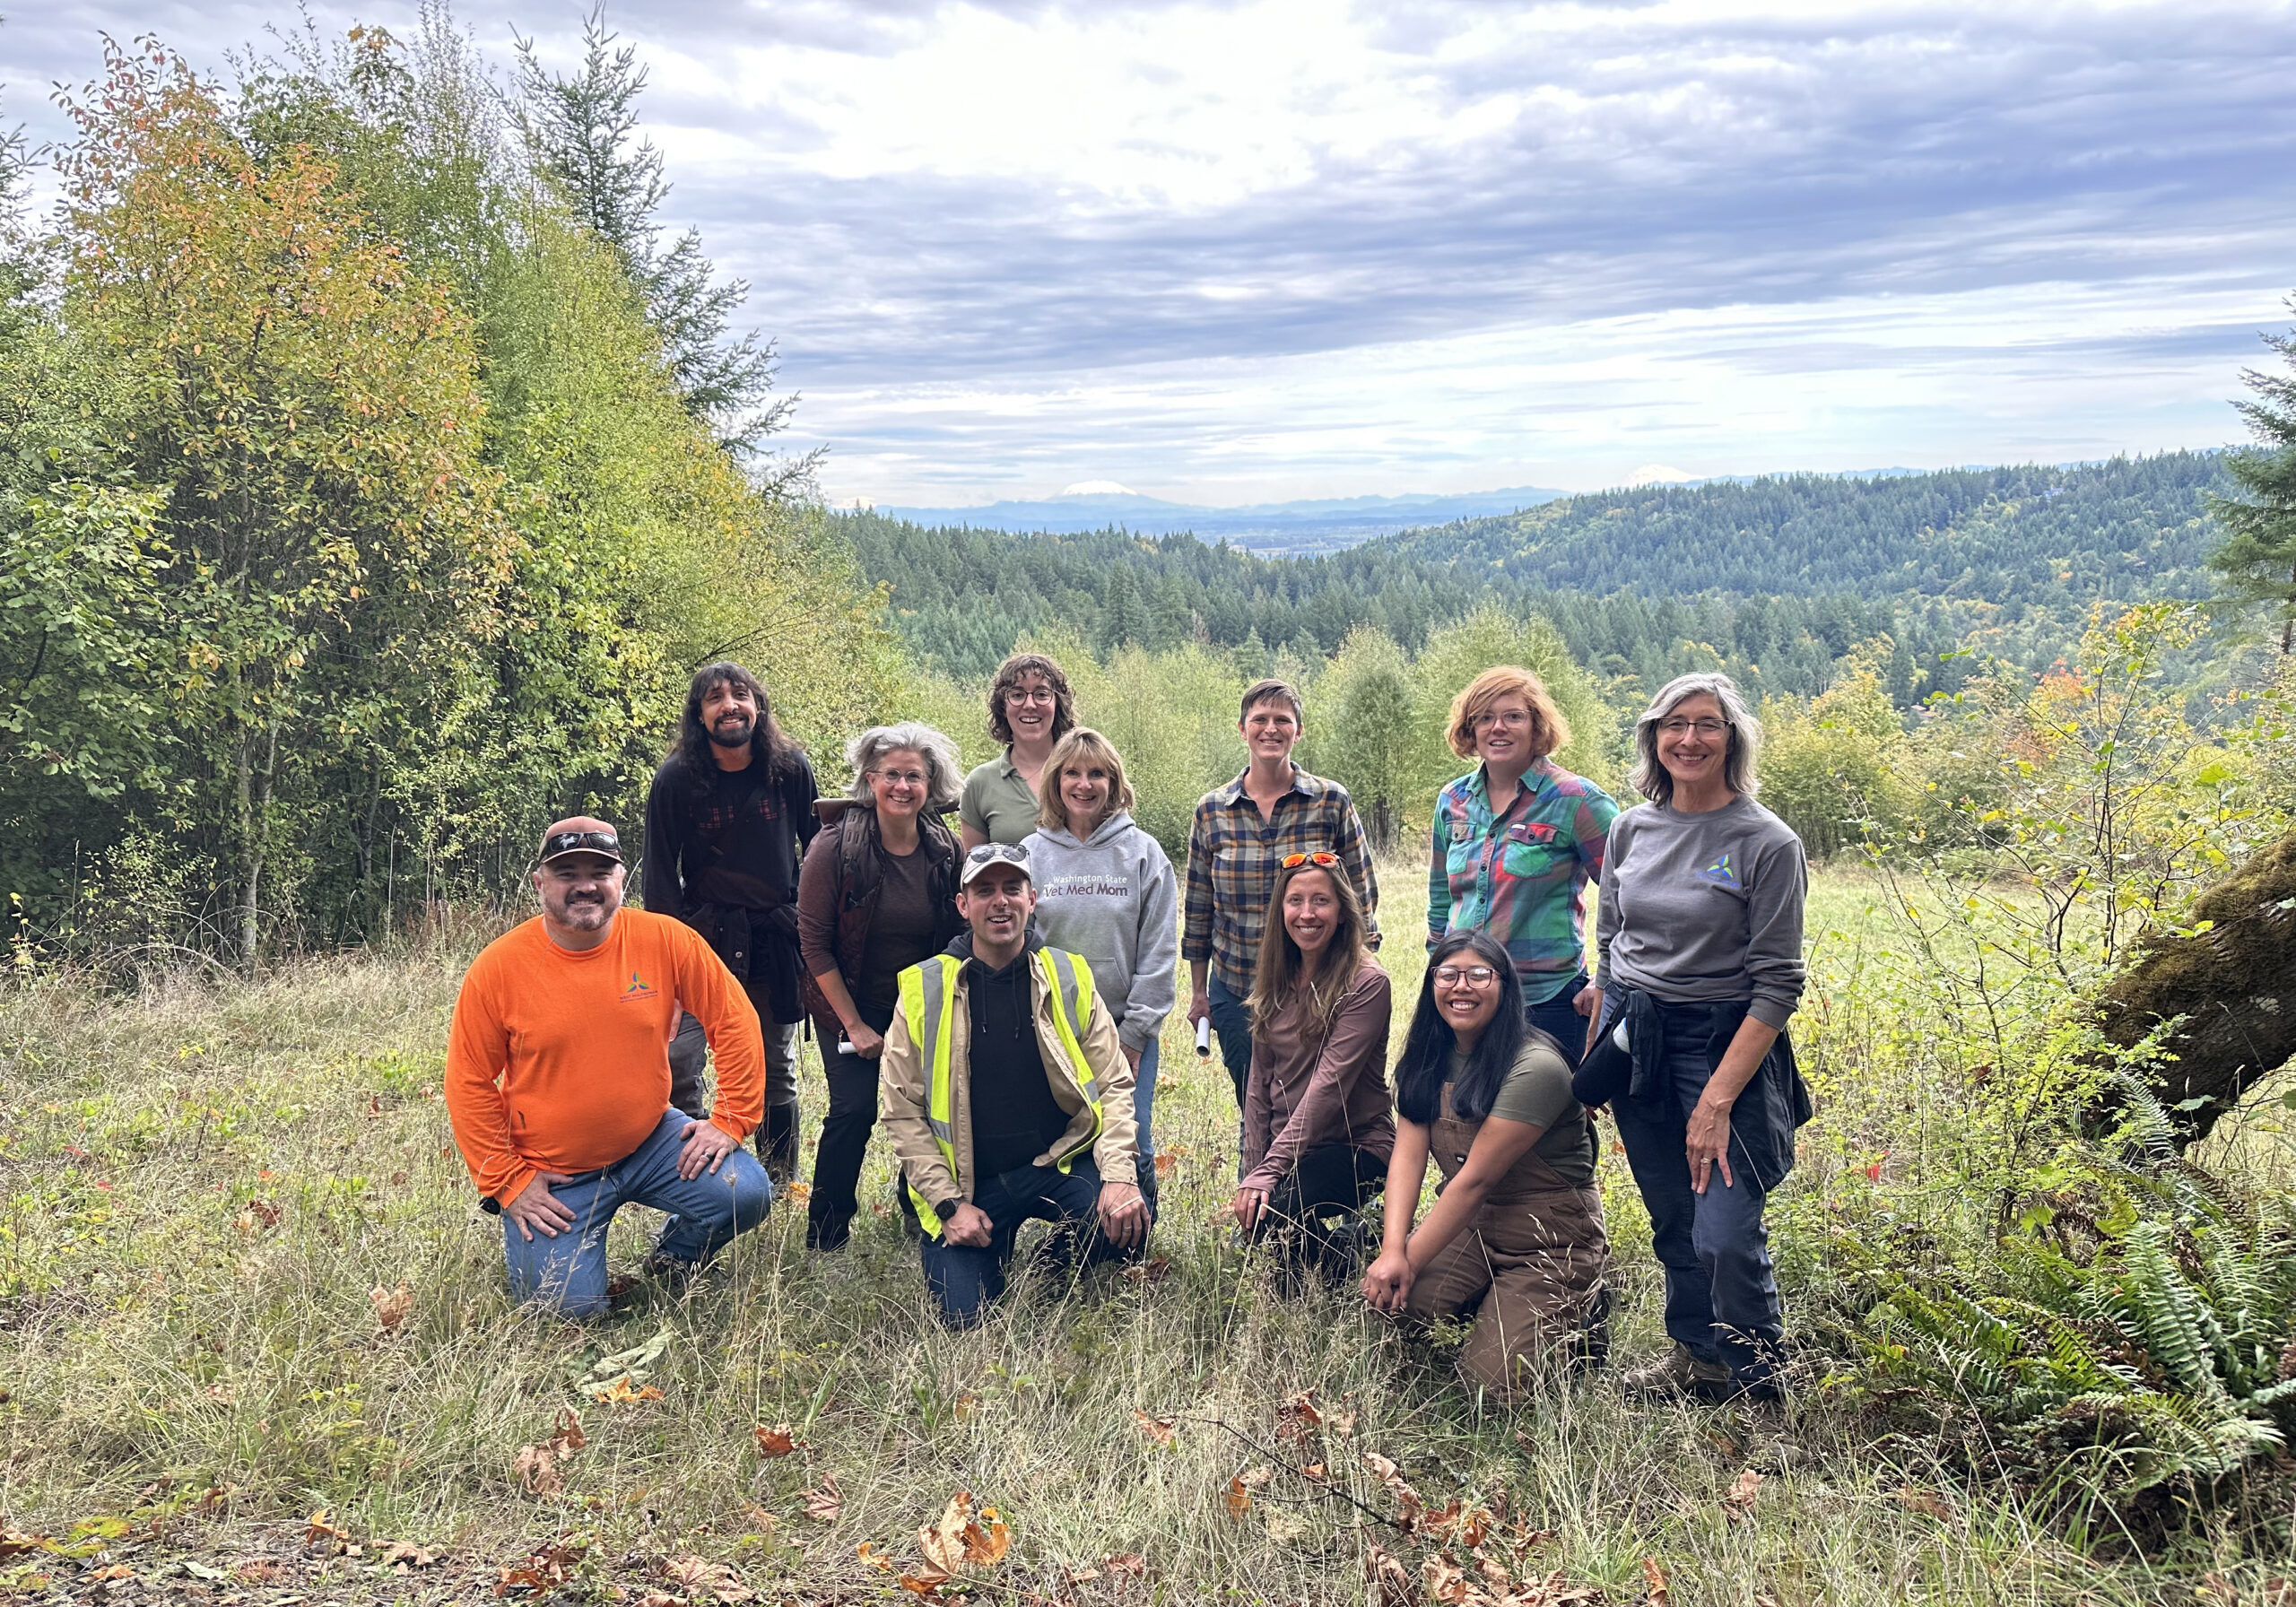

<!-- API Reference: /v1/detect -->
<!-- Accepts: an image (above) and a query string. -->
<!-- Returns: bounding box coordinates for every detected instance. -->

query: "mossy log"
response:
[2094,830,2296,1144]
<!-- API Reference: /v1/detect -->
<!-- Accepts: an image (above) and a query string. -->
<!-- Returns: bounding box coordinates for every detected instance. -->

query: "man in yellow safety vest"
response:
[880,841,1153,1325]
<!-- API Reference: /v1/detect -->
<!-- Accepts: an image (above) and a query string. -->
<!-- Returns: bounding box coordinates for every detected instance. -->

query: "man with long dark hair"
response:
[643,661,820,1179]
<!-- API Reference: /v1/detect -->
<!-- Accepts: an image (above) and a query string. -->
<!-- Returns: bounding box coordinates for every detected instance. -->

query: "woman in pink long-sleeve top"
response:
[1231,851,1396,1288]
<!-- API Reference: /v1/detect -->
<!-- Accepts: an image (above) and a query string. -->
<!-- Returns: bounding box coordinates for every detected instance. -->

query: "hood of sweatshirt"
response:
[1034,810,1142,852]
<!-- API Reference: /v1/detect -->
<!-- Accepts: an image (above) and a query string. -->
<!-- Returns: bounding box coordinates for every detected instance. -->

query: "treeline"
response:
[0,19,898,960]
[845,453,2230,705]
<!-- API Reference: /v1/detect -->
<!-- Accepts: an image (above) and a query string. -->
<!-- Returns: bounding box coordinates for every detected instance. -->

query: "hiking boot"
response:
[758,1104,801,1186]
[1620,1343,1733,1399]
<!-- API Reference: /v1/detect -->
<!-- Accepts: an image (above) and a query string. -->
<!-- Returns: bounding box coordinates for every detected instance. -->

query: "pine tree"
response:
[512,7,803,470]
[2209,310,2296,655]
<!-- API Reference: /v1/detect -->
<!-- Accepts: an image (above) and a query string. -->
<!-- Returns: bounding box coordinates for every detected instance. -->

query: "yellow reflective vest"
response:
[895,946,1107,1238]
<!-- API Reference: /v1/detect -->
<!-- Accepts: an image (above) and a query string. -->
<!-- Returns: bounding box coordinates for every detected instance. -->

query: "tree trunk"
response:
[2093,829,2296,1144]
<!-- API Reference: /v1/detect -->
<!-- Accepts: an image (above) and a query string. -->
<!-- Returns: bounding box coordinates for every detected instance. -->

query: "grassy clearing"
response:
[0,867,2283,1604]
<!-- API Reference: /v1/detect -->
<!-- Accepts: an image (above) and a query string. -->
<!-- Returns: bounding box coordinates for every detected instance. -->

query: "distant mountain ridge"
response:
[874,484,1570,552]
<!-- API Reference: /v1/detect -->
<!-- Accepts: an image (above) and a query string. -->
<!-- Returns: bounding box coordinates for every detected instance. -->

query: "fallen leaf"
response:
[512,1411,586,1496]
[1153,1147,1187,1179]
[1422,1553,1469,1605]
[1889,1486,1951,1520]
[1641,1556,1669,1605]
[380,1541,439,1568]
[752,1422,797,1459]
[306,1508,351,1544]
[1134,1408,1177,1447]
[858,1542,895,1573]
[781,1181,812,1203]
[662,1552,754,1603]
[1301,1463,1327,1481]
[1721,1468,1762,1524]
[246,1197,282,1229]
[0,1530,47,1559]
[1223,1477,1252,1519]
[1122,1255,1173,1285]
[952,1391,982,1418]
[370,1281,413,1333]
[1325,1404,1358,1438]
[238,1559,281,1583]
[495,1539,587,1595]
[1236,1464,1274,1490]
[1278,1389,1322,1441]
[801,1476,841,1523]
[1362,1451,1426,1529]
[1103,1552,1147,1575]
[582,1375,665,1405]
[1364,1540,1418,1607]
[915,1490,1011,1577]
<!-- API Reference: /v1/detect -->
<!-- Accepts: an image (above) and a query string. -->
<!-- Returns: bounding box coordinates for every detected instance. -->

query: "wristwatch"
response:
[934,1198,961,1221]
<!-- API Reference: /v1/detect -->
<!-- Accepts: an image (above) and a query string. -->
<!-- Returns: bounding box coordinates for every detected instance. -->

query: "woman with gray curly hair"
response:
[796,721,966,1250]
[1586,673,1812,1402]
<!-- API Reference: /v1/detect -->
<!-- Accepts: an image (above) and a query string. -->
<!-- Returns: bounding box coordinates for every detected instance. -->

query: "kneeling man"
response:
[882,843,1153,1326]
[447,818,774,1316]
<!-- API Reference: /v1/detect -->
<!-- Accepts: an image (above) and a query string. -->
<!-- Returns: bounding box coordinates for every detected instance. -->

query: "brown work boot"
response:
[1620,1343,1733,1399]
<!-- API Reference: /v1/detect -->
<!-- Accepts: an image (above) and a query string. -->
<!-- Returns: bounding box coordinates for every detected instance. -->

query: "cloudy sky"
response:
[6,1,2294,506]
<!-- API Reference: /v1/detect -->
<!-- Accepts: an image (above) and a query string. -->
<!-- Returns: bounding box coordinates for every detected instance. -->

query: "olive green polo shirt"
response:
[960,753,1041,845]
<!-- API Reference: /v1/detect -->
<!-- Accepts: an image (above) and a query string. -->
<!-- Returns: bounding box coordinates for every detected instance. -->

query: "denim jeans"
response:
[918,1157,1153,1327]
[500,1108,774,1317]
[1607,999,1785,1388]
[1131,1038,1161,1162]
[1206,973,1254,1110]
[1524,972,1590,1070]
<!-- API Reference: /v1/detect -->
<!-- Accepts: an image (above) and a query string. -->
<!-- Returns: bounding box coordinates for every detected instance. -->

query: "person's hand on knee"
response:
[504,1172,577,1242]
[676,1119,741,1180]
[943,1202,994,1247]
[1097,1179,1149,1248]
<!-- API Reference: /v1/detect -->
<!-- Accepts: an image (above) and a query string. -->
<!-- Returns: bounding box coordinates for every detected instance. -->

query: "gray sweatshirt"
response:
[1594,796,1807,1029]
[1021,812,1180,1053]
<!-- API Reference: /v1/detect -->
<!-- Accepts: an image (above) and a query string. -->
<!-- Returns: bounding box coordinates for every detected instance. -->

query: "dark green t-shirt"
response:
[1444,1038,1595,1186]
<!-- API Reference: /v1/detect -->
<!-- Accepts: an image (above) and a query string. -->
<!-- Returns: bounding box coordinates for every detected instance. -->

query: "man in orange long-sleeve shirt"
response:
[446,817,774,1315]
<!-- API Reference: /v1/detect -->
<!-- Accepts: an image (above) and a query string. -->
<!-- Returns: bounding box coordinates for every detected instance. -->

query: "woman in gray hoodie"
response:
[1022,728,1180,1164]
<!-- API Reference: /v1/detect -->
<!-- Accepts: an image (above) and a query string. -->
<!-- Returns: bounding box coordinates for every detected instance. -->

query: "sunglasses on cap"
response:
[960,841,1031,886]
[540,829,622,864]
[1280,850,1342,870]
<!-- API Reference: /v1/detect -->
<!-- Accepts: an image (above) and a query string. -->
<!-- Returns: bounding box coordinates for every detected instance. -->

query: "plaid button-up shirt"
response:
[1428,759,1618,1005]
[1184,766,1380,996]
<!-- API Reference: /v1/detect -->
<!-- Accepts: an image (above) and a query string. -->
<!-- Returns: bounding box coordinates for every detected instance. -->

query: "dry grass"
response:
[0,869,2275,1604]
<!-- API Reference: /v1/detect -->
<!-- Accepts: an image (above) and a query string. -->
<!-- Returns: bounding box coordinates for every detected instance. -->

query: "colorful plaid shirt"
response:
[1428,760,1618,1005]
[1183,766,1381,995]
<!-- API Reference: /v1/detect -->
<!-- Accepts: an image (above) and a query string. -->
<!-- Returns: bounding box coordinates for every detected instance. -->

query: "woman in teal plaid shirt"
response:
[1428,667,1619,1065]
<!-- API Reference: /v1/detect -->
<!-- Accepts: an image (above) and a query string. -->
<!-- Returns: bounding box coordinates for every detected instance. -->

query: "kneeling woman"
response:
[1231,852,1395,1284]
[1363,931,1608,1394]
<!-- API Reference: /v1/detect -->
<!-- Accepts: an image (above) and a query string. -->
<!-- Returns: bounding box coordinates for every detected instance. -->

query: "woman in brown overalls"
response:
[1363,931,1609,1395]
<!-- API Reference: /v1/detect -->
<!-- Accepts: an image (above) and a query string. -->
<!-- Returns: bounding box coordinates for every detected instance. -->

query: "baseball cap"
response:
[538,816,624,866]
[959,841,1031,888]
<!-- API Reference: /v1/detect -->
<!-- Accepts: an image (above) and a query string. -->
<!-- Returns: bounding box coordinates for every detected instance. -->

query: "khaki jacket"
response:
[880,938,1141,1215]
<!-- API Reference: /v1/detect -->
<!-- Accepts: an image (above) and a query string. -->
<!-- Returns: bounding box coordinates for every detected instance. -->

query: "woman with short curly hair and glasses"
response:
[796,722,966,1250]
[1230,851,1395,1289]
[961,652,1077,850]
[1429,665,1617,1067]
[1591,673,1811,1403]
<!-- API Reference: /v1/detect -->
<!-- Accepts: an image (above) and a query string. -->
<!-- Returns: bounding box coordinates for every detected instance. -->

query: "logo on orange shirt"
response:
[622,969,657,1002]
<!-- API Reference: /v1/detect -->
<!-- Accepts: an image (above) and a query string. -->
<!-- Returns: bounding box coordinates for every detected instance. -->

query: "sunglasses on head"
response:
[542,830,621,859]
[1280,850,1341,870]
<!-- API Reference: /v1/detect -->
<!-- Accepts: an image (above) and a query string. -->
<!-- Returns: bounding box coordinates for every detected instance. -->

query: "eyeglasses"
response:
[1432,965,1500,986]
[1280,851,1341,870]
[1657,718,1730,738]
[871,769,928,787]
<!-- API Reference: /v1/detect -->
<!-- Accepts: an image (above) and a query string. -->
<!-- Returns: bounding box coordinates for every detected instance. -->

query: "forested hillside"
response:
[849,452,2229,701]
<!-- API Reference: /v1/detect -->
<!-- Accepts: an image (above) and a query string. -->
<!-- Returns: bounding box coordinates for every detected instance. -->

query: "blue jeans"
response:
[501,1108,774,1317]
[918,1158,1154,1327]
[1207,973,1254,1109]
[1525,972,1590,1069]
[1132,1038,1161,1162]
[1607,1002,1784,1388]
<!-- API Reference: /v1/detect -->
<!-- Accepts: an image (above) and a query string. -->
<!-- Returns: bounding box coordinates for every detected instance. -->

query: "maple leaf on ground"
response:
[306,1508,351,1544]
[379,1541,439,1569]
[801,1476,841,1523]
[370,1281,413,1333]
[1721,1469,1762,1524]
[1640,1557,1670,1604]
[583,1375,665,1405]
[1422,1553,1469,1605]
[1223,1477,1253,1519]
[246,1197,282,1229]
[512,1412,586,1497]
[752,1422,798,1459]
[1361,1452,1426,1529]
[662,1552,754,1603]
[782,1181,812,1203]
[1364,1540,1419,1607]
[1133,1408,1177,1447]
[1277,1389,1321,1442]
[858,1542,895,1573]
[1153,1146,1187,1179]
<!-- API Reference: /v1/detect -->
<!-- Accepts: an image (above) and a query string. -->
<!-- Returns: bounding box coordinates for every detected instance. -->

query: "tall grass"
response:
[0,866,2279,1603]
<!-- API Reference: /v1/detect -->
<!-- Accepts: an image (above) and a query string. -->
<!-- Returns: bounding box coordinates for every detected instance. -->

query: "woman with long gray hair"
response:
[1587,673,1812,1402]
[796,722,966,1251]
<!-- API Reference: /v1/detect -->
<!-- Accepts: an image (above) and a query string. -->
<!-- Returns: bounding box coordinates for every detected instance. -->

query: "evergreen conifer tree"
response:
[2209,310,2296,655]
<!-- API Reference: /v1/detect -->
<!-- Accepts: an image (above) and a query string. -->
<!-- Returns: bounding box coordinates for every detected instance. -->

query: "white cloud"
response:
[5,0,2293,504]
